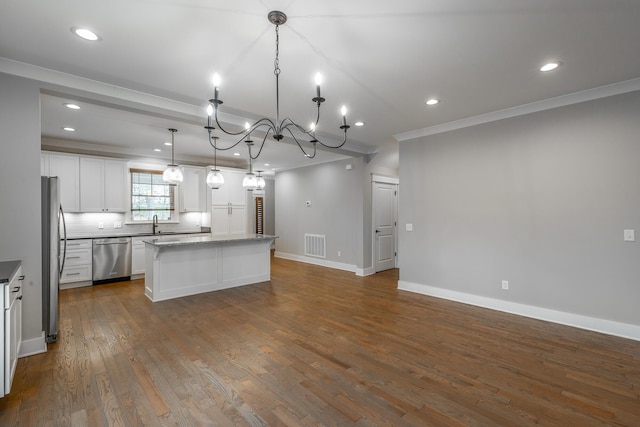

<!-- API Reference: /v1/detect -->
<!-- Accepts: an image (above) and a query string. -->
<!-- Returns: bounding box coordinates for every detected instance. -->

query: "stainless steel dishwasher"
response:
[92,237,132,283]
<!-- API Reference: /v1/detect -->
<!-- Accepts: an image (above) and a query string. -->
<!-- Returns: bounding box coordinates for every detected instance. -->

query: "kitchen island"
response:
[143,234,276,302]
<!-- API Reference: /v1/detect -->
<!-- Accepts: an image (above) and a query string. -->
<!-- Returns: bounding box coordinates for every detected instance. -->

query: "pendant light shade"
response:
[163,128,183,185]
[163,165,183,185]
[256,171,266,190]
[206,168,224,189]
[242,172,258,191]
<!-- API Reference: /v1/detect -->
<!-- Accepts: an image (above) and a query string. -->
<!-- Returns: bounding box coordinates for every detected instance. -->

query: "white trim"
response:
[19,332,47,357]
[371,173,399,184]
[398,281,640,342]
[356,266,376,277]
[394,77,640,142]
[275,251,357,274]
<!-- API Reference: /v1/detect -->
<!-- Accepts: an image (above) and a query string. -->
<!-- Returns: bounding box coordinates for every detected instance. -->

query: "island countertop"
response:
[143,234,277,247]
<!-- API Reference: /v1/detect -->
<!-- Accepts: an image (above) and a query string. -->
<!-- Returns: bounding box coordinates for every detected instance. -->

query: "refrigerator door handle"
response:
[59,204,67,277]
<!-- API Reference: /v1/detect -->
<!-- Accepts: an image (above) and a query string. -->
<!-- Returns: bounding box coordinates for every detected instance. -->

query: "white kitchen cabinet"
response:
[131,236,147,276]
[48,152,80,212]
[210,169,249,235]
[60,239,93,287]
[80,157,127,212]
[179,166,207,212]
[212,204,247,236]
[2,262,23,398]
[210,169,247,206]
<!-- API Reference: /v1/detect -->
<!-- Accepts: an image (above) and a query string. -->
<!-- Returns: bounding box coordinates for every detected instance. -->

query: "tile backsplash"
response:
[64,211,210,238]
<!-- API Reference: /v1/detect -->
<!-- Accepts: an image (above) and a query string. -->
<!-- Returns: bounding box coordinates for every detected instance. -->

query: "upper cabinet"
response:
[179,166,207,212]
[47,153,80,212]
[210,169,248,206]
[80,157,127,212]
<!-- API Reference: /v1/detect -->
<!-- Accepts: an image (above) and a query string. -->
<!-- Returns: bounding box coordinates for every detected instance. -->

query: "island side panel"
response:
[221,239,272,287]
[151,243,221,302]
[144,244,157,300]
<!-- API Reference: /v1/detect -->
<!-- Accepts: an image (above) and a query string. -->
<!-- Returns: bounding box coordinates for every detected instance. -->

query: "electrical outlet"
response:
[114,221,122,229]
[501,280,509,290]
[98,222,104,229]
[337,250,341,257]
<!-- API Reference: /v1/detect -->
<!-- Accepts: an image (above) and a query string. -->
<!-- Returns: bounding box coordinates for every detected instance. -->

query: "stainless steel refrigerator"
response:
[41,176,66,344]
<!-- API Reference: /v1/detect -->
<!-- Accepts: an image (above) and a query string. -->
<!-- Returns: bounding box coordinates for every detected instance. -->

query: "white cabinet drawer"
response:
[63,239,92,250]
[60,265,92,284]
[63,249,92,266]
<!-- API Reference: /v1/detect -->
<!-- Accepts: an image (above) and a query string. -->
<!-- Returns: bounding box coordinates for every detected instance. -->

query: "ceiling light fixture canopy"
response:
[204,10,351,164]
[162,128,183,185]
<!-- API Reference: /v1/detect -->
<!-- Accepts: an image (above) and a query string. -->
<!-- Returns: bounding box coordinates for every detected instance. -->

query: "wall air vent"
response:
[304,234,326,258]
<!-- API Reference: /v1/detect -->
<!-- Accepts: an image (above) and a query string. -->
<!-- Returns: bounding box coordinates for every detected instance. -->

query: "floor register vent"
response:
[304,234,326,258]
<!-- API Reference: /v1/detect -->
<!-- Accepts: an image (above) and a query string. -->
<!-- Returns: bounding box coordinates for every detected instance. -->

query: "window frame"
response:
[129,168,177,222]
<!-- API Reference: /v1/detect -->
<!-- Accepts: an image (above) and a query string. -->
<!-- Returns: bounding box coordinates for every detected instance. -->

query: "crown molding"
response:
[394,78,640,142]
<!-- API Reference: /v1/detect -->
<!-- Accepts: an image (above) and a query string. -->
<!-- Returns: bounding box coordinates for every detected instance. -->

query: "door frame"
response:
[371,174,399,272]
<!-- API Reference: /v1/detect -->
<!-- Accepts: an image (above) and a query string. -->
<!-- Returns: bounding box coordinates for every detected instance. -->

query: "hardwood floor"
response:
[1,257,639,426]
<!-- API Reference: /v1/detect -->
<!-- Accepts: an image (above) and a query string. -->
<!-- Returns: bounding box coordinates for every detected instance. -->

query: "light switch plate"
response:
[406,224,413,231]
[624,229,635,242]
[98,222,104,229]
[114,221,122,229]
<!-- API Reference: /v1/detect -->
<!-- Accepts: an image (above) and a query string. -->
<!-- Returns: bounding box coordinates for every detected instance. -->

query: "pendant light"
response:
[206,136,224,189]
[256,171,266,190]
[163,128,183,185]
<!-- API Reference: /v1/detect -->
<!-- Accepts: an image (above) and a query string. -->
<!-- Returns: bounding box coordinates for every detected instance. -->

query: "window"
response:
[130,169,175,221]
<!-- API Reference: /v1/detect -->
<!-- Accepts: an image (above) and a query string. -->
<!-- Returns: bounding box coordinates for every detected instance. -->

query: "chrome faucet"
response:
[152,214,159,235]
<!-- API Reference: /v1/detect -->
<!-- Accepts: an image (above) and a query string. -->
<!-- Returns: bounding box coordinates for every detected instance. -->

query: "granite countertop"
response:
[143,234,278,247]
[67,231,211,240]
[0,260,22,284]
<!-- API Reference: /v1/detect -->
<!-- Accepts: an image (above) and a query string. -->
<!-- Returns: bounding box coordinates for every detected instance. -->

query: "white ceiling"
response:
[2,0,640,171]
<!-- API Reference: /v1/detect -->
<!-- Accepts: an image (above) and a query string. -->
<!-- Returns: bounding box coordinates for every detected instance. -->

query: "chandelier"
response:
[204,10,351,175]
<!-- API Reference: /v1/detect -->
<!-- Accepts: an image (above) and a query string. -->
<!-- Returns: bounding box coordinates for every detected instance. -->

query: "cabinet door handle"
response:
[67,256,81,259]
[19,275,25,280]
[67,272,81,276]
[17,296,22,300]
[12,287,21,292]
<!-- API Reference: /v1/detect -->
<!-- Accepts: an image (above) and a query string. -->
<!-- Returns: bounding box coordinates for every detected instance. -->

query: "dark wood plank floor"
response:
[1,257,639,426]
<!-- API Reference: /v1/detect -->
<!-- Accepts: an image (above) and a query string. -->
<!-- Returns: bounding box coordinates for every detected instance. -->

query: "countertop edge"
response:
[143,234,278,247]
[0,260,22,284]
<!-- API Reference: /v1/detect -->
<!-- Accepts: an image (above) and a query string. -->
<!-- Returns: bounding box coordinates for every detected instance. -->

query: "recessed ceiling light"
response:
[354,121,365,127]
[164,142,172,146]
[64,103,80,110]
[426,98,439,106]
[63,127,75,132]
[233,152,241,156]
[71,27,101,41]
[540,61,561,72]
[264,163,270,167]
[154,148,162,152]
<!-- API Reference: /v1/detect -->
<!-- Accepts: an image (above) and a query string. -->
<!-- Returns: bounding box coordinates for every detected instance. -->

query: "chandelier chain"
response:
[274,25,281,76]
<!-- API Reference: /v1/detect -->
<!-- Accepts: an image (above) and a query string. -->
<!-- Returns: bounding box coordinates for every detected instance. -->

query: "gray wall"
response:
[275,158,365,267]
[399,90,640,325]
[0,73,43,343]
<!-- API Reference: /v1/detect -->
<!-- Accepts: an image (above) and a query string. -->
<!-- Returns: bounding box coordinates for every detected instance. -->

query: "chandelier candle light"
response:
[163,128,183,185]
[205,10,351,184]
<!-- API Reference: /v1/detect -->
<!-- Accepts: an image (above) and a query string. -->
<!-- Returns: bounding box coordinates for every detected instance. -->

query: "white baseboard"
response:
[19,332,47,357]
[275,251,357,274]
[398,281,640,342]
[356,266,376,277]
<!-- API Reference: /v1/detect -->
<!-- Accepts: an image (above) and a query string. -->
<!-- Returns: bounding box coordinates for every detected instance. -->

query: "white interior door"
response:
[373,181,398,272]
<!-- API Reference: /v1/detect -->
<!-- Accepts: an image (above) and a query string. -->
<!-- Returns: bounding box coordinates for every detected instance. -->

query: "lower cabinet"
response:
[131,237,146,276]
[2,264,23,398]
[60,239,93,287]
